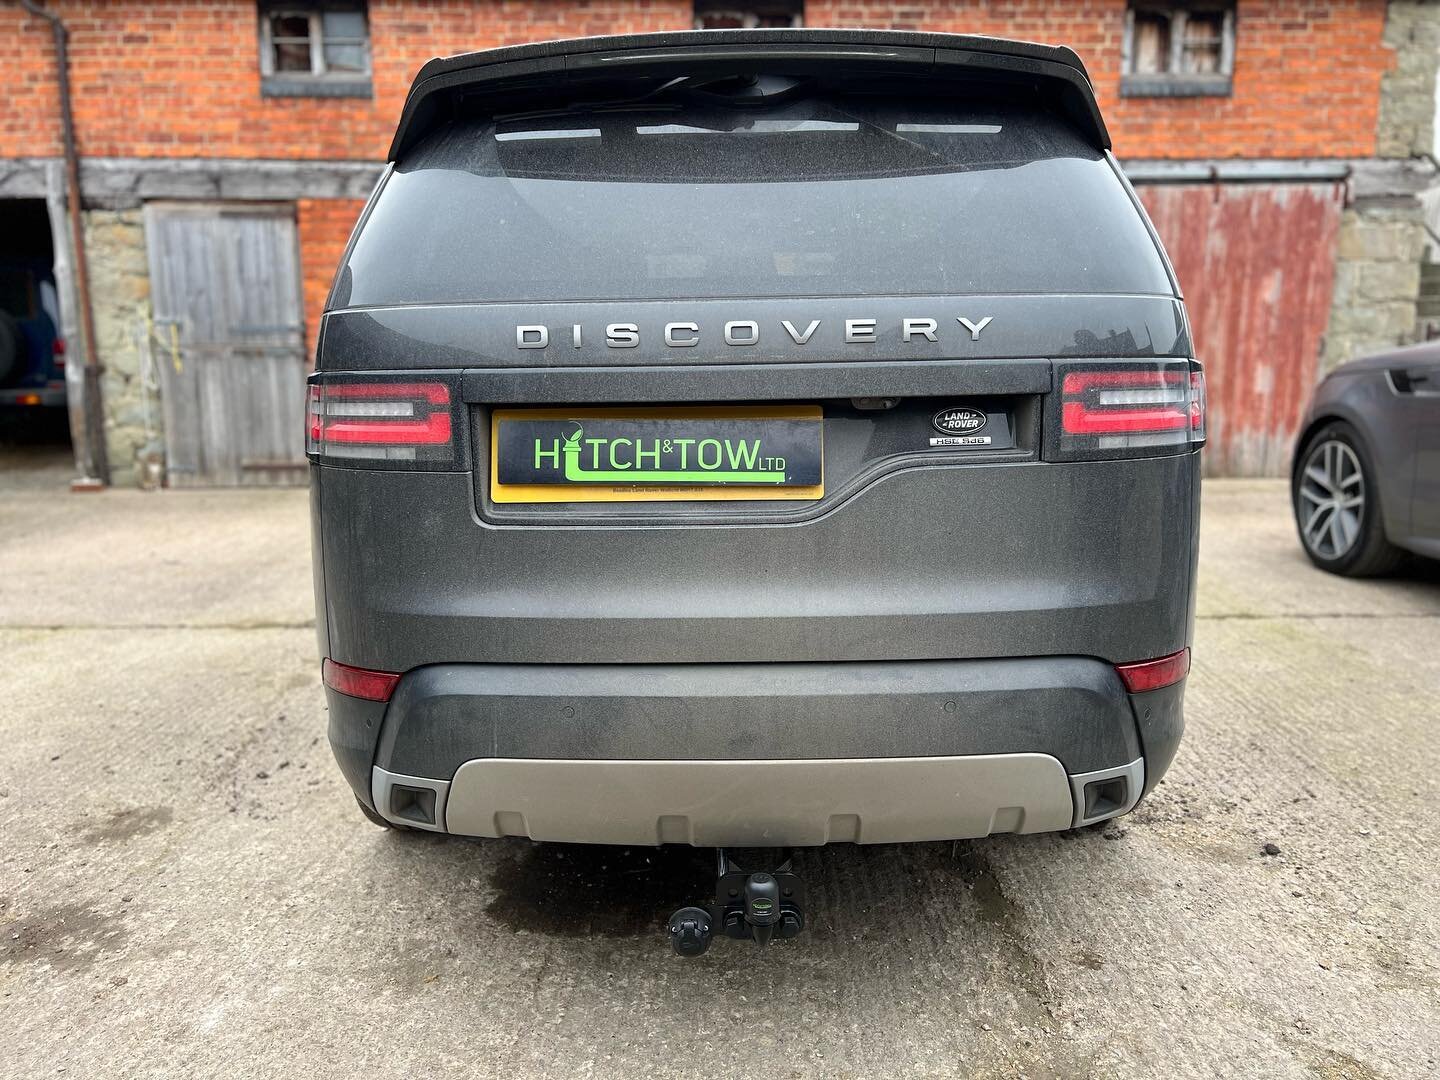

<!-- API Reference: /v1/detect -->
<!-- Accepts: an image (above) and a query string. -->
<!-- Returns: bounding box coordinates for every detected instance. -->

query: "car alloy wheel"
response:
[1297,438,1365,559]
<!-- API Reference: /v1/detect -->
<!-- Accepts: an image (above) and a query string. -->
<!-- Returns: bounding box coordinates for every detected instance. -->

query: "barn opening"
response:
[0,197,72,479]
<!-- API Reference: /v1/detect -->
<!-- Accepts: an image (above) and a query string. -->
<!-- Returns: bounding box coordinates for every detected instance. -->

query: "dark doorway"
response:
[0,197,72,486]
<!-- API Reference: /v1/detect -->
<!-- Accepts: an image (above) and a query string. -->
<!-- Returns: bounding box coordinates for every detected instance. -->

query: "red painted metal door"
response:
[1137,183,1345,477]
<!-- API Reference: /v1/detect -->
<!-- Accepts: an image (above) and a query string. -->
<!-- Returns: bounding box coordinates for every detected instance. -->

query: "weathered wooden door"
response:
[1137,183,1345,477]
[145,202,307,486]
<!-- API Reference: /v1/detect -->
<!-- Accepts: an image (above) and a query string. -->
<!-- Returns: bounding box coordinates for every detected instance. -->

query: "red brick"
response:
[0,0,1393,162]
[298,198,367,361]
[0,0,1397,351]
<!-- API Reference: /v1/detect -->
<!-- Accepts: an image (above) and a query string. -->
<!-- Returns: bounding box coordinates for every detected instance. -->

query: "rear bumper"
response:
[330,656,1185,845]
[0,384,65,407]
[315,453,1200,670]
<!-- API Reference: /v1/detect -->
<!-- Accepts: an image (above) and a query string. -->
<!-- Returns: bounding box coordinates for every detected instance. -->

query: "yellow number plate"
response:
[490,405,824,504]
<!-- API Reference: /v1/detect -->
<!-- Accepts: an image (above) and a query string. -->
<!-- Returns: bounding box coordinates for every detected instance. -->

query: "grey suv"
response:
[1291,342,1440,575]
[308,30,1205,849]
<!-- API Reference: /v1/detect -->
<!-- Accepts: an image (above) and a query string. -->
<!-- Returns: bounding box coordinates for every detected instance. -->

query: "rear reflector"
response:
[323,658,401,702]
[307,379,457,466]
[1116,648,1190,694]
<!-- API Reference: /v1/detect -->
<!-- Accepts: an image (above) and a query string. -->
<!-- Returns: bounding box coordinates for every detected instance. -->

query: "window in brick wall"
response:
[1123,2,1234,98]
[695,1,803,29]
[258,2,372,98]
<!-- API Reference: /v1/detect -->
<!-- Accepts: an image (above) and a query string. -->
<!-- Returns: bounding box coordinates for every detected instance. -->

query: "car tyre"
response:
[0,312,21,387]
[355,795,413,831]
[1292,421,1403,577]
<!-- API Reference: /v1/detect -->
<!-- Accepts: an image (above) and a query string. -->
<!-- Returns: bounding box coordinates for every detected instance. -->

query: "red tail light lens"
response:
[1051,362,1206,460]
[306,378,460,467]
[1116,648,1190,693]
[1062,370,1190,435]
[322,658,401,702]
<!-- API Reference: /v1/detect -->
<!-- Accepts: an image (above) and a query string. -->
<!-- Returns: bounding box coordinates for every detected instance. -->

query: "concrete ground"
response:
[1,478,1438,1079]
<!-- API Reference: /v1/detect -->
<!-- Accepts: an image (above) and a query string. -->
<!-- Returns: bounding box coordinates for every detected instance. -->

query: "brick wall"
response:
[1,0,694,161]
[1,0,1397,164]
[0,0,1413,485]
[297,198,366,360]
[807,0,1394,159]
[0,0,691,367]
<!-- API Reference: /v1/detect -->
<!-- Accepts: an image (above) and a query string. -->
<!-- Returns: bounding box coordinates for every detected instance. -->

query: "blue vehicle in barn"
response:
[0,260,67,412]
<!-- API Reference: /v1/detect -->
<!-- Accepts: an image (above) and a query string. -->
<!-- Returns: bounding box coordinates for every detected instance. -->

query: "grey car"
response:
[1292,342,1440,575]
[308,30,1205,858]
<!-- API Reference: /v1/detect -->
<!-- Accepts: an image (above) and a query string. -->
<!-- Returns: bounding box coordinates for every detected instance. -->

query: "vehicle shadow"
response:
[1274,541,1440,606]
[0,407,73,491]
[361,825,1128,957]
[1396,555,1440,585]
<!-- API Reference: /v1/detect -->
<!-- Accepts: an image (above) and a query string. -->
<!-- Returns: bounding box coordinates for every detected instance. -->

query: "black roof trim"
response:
[388,29,1109,160]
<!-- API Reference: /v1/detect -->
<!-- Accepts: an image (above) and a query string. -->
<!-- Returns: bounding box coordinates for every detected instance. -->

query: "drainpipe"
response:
[21,0,109,487]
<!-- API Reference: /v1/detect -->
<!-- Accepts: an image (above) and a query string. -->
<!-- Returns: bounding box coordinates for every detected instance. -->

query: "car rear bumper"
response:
[0,384,65,407]
[329,656,1185,845]
[314,453,1200,671]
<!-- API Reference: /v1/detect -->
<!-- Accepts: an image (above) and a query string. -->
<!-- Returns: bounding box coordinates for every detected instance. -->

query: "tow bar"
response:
[667,848,806,956]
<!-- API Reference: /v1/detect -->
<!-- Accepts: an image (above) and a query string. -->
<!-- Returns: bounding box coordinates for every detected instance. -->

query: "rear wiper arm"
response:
[493,76,699,125]
[492,73,815,125]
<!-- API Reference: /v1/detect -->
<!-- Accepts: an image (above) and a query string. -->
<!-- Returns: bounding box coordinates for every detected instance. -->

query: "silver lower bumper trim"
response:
[370,768,450,833]
[1068,759,1146,827]
[373,755,1146,845]
[376,753,1107,846]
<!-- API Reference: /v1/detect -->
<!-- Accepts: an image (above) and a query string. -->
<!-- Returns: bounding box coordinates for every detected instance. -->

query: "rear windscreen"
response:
[340,98,1173,306]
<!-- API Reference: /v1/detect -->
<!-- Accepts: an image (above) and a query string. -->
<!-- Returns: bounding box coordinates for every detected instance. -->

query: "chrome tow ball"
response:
[668,850,805,957]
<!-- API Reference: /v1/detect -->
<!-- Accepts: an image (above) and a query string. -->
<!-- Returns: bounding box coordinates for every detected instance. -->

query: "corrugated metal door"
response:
[1137,183,1345,477]
[145,202,307,486]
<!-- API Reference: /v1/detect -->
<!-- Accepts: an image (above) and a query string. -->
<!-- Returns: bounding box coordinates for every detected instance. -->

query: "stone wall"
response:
[1377,0,1440,159]
[1322,1,1440,372]
[4,0,692,161]
[1323,200,1428,372]
[81,209,157,488]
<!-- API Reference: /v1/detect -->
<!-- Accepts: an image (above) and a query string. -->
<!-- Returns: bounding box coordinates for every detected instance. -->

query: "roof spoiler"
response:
[388,29,1109,161]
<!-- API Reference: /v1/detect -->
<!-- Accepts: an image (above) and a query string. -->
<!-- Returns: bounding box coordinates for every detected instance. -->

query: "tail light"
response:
[306,376,463,469]
[1188,368,1207,442]
[53,337,66,369]
[1049,361,1206,460]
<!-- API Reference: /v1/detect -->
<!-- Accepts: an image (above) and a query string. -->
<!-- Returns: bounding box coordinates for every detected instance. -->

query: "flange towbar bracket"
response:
[668,848,806,957]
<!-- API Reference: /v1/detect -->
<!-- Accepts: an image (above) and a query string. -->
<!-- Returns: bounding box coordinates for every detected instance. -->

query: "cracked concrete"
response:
[1,479,1438,1078]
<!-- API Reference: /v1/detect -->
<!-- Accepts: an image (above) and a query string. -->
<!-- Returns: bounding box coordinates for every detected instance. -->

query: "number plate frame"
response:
[490,405,824,504]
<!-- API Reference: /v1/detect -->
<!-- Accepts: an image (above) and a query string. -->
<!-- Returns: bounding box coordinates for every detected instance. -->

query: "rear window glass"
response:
[341,99,1173,306]
[0,270,37,318]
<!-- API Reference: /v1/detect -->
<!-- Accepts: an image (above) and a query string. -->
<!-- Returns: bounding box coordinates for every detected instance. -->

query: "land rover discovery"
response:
[309,30,1204,855]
